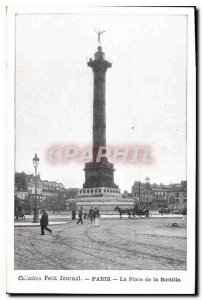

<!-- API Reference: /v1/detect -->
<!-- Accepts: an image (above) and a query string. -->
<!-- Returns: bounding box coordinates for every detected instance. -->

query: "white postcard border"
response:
[6,4,196,295]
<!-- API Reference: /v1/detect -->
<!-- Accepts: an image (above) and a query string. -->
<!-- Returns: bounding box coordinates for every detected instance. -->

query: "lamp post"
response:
[139,181,141,203]
[171,194,174,214]
[145,176,150,204]
[56,186,60,213]
[33,153,40,223]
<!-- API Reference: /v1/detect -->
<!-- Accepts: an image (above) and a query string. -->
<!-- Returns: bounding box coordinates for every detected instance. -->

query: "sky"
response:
[15,13,187,191]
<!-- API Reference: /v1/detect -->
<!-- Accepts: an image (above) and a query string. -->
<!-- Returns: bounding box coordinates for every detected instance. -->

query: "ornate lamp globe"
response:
[33,153,40,167]
[145,176,150,183]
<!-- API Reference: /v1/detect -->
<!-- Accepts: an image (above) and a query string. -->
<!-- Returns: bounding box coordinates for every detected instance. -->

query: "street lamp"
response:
[171,193,174,214]
[145,176,150,204]
[33,153,40,223]
[139,181,141,203]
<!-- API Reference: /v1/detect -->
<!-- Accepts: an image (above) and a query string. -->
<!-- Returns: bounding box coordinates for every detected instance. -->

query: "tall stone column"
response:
[88,46,111,161]
[83,46,118,189]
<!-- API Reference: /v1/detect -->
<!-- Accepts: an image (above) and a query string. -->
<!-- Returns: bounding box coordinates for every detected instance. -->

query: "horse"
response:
[131,207,150,218]
[114,206,131,219]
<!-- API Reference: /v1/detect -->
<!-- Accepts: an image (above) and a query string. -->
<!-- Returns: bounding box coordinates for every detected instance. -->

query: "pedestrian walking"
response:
[77,207,83,225]
[94,207,100,227]
[40,209,52,235]
[21,209,25,220]
[145,206,150,218]
[93,207,96,221]
[15,210,19,221]
[71,208,76,220]
[16,205,22,221]
[89,207,95,222]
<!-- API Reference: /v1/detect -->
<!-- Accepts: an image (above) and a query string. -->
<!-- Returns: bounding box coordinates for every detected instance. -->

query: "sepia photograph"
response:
[6,4,196,295]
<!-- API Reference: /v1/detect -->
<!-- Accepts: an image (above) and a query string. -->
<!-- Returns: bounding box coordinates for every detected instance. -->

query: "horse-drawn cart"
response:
[115,206,151,219]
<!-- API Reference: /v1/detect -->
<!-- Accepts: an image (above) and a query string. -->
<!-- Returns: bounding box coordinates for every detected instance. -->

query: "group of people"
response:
[72,206,100,226]
[38,206,101,237]
[15,208,25,221]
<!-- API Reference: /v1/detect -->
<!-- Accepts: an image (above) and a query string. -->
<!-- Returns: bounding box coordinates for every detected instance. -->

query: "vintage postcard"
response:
[6,3,196,295]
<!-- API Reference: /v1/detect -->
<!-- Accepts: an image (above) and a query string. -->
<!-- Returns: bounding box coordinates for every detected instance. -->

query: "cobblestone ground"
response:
[15,217,186,270]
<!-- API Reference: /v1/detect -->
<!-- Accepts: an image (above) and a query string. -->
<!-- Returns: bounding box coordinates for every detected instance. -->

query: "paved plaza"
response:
[15,217,186,270]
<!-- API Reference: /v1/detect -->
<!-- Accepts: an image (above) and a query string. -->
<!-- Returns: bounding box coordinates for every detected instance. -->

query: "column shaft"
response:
[93,70,106,160]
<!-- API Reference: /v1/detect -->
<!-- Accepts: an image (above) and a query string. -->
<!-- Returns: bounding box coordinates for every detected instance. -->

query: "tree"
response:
[15,172,28,191]
[181,180,187,190]
[68,199,77,211]
[65,188,78,199]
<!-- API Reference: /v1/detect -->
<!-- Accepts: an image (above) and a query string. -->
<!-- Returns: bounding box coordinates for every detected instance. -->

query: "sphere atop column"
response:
[95,47,105,60]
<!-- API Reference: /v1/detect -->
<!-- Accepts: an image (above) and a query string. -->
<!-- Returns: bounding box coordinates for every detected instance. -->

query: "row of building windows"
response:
[135,192,187,198]
[156,199,167,203]
[28,187,63,193]
[154,192,166,196]
[169,198,187,204]
[42,188,62,192]
[43,185,62,189]
[29,181,63,189]
[28,189,42,193]
[170,192,187,197]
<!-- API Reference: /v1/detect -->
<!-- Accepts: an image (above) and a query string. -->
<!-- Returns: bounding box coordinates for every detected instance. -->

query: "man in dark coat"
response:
[94,207,100,227]
[94,207,100,218]
[72,208,76,220]
[21,209,25,220]
[89,207,95,222]
[77,207,83,225]
[40,209,52,235]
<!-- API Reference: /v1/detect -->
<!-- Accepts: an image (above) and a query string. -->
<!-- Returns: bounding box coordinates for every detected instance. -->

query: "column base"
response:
[33,217,40,223]
[83,160,118,189]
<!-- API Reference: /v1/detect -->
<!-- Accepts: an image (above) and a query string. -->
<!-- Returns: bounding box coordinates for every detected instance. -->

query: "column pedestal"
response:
[83,160,118,189]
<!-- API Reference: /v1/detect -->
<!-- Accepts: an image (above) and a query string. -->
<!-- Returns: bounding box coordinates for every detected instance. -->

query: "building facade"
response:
[132,181,153,207]
[15,172,67,213]
[131,180,187,212]
[167,183,187,213]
